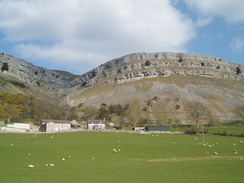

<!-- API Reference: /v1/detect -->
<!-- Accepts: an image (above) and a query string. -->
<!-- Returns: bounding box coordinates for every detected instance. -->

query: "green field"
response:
[0,132,243,183]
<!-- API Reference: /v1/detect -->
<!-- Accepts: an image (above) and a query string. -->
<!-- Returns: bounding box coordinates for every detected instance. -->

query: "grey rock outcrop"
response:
[0,53,80,87]
[0,52,243,88]
[78,52,243,87]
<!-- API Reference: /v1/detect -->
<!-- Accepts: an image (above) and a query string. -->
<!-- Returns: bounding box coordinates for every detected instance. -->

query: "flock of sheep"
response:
[9,134,243,169]
[23,137,122,169]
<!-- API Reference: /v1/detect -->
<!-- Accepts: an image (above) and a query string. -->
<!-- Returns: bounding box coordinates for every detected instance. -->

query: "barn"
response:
[40,119,72,132]
[87,120,106,130]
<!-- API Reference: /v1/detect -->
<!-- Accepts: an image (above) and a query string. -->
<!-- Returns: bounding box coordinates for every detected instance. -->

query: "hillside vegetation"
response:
[0,52,243,125]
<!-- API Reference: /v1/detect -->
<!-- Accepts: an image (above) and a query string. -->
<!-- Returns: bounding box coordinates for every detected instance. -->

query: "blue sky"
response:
[0,0,243,75]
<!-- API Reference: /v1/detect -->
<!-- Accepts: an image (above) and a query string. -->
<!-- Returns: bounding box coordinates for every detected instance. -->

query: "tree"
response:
[1,62,9,72]
[98,103,110,121]
[185,101,209,128]
[234,105,244,121]
[236,67,241,75]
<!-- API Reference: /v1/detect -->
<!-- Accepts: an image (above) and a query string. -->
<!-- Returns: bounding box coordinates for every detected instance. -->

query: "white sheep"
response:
[68,156,71,158]
[10,144,13,147]
[118,149,121,152]
[28,164,34,168]
[50,136,53,139]
[113,148,117,153]
[46,164,49,167]
[208,145,212,148]
[233,143,236,146]
[117,140,120,143]
[214,152,218,155]
[62,158,65,161]
[240,141,243,144]
[49,163,54,166]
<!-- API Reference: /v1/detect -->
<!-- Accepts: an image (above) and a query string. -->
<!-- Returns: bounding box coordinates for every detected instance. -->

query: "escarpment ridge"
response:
[78,52,243,87]
[0,52,243,89]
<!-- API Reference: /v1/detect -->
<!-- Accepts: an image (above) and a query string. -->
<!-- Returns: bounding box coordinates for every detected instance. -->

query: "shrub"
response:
[1,62,9,72]
[185,126,199,135]
[236,67,241,75]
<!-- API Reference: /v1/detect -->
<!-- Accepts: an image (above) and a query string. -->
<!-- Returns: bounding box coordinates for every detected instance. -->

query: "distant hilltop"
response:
[78,52,243,87]
[0,52,243,123]
[0,52,243,89]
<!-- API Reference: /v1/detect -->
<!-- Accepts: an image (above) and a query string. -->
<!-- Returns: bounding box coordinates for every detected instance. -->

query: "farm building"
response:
[146,126,170,133]
[134,127,146,132]
[1,122,30,132]
[87,120,106,130]
[40,119,72,132]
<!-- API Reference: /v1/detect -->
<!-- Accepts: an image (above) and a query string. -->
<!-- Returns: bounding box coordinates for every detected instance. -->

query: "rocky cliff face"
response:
[78,52,243,87]
[1,52,243,89]
[0,53,80,88]
[0,52,243,123]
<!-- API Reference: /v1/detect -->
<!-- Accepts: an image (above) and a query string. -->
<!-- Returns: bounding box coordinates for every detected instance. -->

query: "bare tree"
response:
[234,105,244,121]
[185,101,209,128]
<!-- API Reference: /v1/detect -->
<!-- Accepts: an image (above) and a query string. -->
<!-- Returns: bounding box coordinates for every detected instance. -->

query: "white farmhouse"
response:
[40,119,72,132]
[87,120,106,130]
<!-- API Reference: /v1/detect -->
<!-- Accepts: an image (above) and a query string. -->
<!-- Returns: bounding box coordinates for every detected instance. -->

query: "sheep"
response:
[49,163,54,166]
[173,142,176,144]
[240,141,243,144]
[233,143,236,146]
[215,143,218,146]
[195,138,198,140]
[10,144,13,147]
[28,164,34,168]
[213,152,218,155]
[62,158,65,161]
[46,164,49,167]
[117,140,120,143]
[28,153,31,156]
[208,145,212,148]
[92,157,95,160]
[113,149,117,153]
[118,149,121,152]
[68,156,71,158]
[50,136,53,139]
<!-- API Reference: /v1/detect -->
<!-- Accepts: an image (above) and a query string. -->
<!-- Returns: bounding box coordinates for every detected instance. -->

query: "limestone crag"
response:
[78,52,243,87]
[0,53,80,87]
[0,52,243,89]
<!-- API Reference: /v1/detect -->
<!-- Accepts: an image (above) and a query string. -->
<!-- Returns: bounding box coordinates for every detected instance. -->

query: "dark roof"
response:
[41,119,71,124]
[87,120,106,124]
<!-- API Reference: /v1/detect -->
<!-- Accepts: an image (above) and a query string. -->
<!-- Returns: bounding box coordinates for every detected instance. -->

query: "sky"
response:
[0,0,243,75]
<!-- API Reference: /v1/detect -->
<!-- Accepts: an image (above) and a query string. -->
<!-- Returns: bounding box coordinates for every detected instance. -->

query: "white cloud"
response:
[231,36,244,53]
[0,0,195,74]
[185,0,244,24]
[195,17,213,27]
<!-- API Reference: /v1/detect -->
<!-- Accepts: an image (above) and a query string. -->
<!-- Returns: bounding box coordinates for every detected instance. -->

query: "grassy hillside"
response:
[69,75,244,123]
[0,132,243,183]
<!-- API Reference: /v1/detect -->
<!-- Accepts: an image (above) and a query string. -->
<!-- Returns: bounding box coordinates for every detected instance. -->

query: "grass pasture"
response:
[0,132,243,183]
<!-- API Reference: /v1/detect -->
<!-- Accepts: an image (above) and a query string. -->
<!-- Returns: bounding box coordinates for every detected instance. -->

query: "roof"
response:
[41,119,72,124]
[87,120,106,124]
